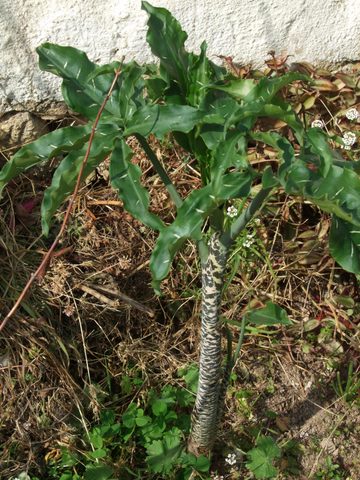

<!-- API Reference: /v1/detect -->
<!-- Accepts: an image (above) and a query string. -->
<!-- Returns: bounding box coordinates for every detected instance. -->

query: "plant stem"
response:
[135,134,183,208]
[221,186,273,248]
[135,134,209,262]
[189,232,228,455]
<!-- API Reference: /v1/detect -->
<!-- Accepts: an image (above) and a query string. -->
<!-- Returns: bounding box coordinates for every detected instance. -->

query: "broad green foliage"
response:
[42,375,209,479]
[245,302,291,326]
[110,139,164,231]
[2,2,358,285]
[1,3,359,290]
[2,0,360,469]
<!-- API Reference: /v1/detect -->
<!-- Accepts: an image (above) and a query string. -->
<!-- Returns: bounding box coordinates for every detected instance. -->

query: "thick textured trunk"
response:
[188,232,228,454]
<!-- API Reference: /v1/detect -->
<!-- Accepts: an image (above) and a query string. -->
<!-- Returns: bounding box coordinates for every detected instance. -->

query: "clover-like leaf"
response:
[146,428,183,473]
[246,436,281,479]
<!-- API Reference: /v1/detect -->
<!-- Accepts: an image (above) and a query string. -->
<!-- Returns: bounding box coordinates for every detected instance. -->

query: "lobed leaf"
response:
[306,127,335,176]
[150,171,252,292]
[123,104,205,139]
[329,216,360,274]
[187,42,212,107]
[41,123,119,235]
[142,1,189,93]
[110,139,164,231]
[246,436,281,479]
[146,428,183,473]
[283,160,360,226]
[0,125,91,197]
[37,43,125,120]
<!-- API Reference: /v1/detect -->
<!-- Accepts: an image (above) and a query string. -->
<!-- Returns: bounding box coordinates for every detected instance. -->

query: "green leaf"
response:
[118,62,145,122]
[135,415,151,427]
[181,364,199,394]
[187,42,212,107]
[146,428,183,474]
[84,464,114,480]
[37,43,121,119]
[306,128,334,176]
[245,302,291,326]
[180,452,210,472]
[41,122,118,235]
[283,160,360,227]
[123,104,204,139]
[246,72,309,103]
[246,436,281,479]
[210,131,248,180]
[142,1,190,93]
[122,403,138,429]
[261,166,279,189]
[110,139,164,231]
[89,448,107,459]
[258,103,304,140]
[88,430,104,449]
[210,78,256,99]
[151,398,168,416]
[251,131,295,169]
[150,171,252,292]
[0,125,91,196]
[59,474,74,480]
[329,216,360,274]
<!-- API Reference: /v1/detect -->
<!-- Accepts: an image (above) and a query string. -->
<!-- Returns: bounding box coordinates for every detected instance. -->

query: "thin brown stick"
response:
[77,284,155,317]
[0,68,122,333]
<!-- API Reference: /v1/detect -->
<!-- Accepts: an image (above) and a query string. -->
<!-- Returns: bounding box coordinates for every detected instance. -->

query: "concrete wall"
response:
[1,0,359,113]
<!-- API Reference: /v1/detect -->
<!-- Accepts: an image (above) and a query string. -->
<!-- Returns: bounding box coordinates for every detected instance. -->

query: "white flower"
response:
[226,205,238,218]
[254,218,261,226]
[311,119,324,129]
[342,131,357,147]
[225,452,237,466]
[11,474,31,480]
[210,474,224,480]
[345,108,359,121]
[243,238,254,248]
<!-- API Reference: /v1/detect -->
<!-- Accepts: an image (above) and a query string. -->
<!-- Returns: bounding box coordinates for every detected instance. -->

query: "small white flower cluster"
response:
[311,119,324,129]
[225,452,237,466]
[10,474,30,480]
[345,107,359,121]
[342,131,357,150]
[226,205,238,218]
[210,474,224,480]
[243,231,256,248]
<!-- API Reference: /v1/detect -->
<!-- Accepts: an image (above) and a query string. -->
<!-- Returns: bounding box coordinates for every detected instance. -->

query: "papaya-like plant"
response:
[1,1,360,456]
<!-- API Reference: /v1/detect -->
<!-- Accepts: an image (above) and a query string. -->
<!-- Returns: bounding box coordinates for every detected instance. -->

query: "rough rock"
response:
[0,112,48,150]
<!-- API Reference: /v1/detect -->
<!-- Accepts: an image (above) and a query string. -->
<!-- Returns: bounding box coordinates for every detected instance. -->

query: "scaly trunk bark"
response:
[188,232,228,455]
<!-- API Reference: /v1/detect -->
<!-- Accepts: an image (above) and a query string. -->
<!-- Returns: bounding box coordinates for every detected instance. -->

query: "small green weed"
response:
[333,361,360,405]
[245,436,281,479]
[35,366,209,480]
[315,456,347,480]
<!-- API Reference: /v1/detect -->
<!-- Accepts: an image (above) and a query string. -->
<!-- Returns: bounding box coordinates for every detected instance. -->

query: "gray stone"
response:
[0,111,48,150]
